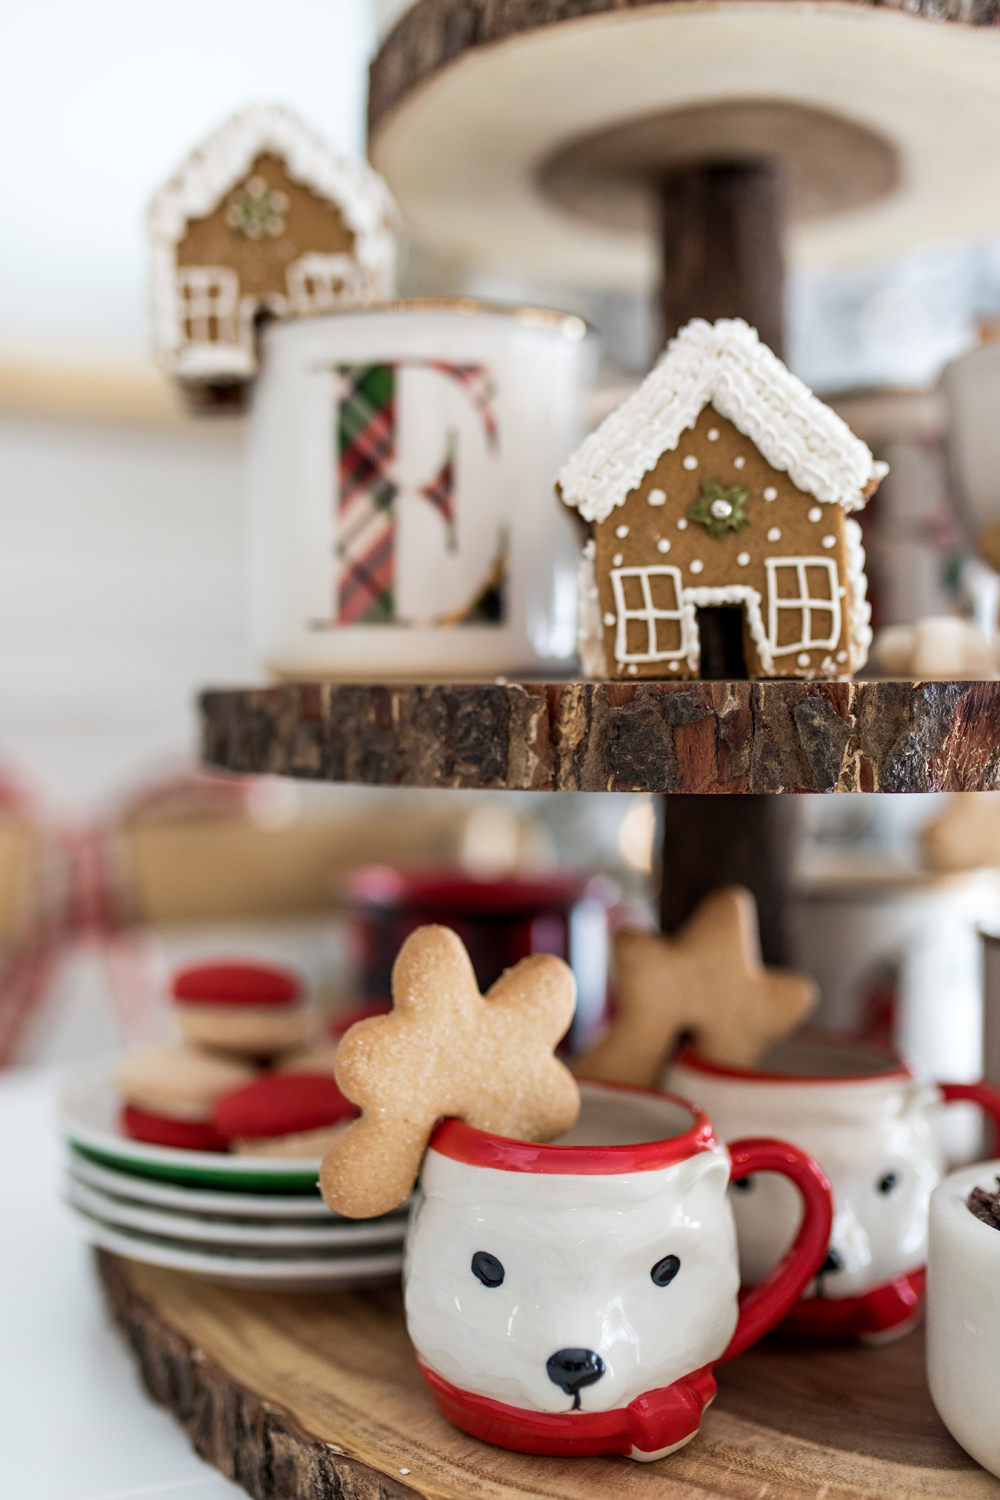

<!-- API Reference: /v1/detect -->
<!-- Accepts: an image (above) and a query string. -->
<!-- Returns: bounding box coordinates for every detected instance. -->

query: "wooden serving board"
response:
[200,678,1000,795]
[98,1250,1000,1500]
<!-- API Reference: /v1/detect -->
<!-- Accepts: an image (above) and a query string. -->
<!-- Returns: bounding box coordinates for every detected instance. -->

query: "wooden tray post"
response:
[659,795,799,965]
[660,161,787,356]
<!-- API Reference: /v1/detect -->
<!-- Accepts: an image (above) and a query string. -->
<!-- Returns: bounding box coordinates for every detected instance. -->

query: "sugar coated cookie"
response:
[576,886,816,1086]
[121,1104,228,1153]
[115,1044,256,1119]
[320,924,579,1219]
[172,960,317,1056]
[215,1072,359,1142]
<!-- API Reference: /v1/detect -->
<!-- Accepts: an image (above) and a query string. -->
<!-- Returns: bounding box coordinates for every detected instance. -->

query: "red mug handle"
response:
[939,1080,1000,1151]
[719,1137,834,1363]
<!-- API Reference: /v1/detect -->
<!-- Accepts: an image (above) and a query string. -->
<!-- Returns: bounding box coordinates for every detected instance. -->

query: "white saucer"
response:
[67,1153,340,1218]
[67,1178,408,1250]
[60,1063,324,1192]
[67,1207,405,1291]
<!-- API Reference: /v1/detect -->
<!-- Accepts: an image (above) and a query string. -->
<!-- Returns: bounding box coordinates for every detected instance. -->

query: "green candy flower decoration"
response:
[226,176,289,240]
[687,478,751,540]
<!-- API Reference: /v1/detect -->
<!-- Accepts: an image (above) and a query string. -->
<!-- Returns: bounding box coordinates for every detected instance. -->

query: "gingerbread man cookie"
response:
[576,886,816,1087]
[319,925,579,1218]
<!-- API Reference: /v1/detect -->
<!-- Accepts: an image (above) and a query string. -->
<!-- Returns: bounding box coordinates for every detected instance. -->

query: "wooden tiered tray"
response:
[201,678,1000,794]
[99,1250,999,1500]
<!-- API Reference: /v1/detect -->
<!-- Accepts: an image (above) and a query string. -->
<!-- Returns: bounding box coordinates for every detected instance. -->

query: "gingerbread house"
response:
[558,319,887,682]
[148,104,398,389]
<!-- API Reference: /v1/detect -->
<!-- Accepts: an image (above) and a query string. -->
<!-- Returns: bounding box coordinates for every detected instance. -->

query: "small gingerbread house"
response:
[148,104,398,388]
[558,319,887,682]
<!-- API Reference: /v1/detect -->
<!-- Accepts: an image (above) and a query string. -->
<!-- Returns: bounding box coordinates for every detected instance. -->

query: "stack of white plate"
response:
[59,1063,408,1291]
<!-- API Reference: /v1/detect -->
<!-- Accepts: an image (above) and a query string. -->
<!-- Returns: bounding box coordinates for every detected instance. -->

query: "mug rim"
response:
[274,296,595,339]
[428,1079,717,1175]
[932,1156,1000,1249]
[674,1029,911,1086]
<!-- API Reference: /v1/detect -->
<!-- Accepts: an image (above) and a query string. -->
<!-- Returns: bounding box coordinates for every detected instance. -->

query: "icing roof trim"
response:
[558,318,887,524]
[148,102,399,254]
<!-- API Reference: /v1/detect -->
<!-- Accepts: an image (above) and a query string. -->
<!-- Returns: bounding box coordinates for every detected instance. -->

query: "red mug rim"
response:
[429,1079,718,1175]
[345,863,600,913]
[673,1029,912,1087]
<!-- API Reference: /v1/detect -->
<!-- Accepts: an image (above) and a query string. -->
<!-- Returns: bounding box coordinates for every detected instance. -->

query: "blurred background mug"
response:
[247,300,597,680]
[667,1033,1000,1342]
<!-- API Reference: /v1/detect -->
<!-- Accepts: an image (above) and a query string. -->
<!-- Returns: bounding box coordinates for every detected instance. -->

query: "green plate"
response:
[59,1062,325,1194]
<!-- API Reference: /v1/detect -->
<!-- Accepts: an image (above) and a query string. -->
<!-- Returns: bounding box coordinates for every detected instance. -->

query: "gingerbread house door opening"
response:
[696,605,749,679]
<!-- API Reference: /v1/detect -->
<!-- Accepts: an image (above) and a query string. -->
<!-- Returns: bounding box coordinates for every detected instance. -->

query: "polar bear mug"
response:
[404,1078,832,1461]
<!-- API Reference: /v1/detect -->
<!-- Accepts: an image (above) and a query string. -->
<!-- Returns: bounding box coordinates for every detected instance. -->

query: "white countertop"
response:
[0,1065,244,1500]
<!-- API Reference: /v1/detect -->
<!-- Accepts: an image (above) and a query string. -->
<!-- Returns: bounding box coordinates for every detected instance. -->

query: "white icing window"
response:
[286,253,369,314]
[610,566,688,664]
[176,266,240,346]
[764,558,842,656]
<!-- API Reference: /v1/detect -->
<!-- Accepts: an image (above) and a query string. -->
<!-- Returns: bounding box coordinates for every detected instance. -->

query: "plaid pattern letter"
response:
[429,362,499,449]
[419,432,457,552]
[336,364,398,624]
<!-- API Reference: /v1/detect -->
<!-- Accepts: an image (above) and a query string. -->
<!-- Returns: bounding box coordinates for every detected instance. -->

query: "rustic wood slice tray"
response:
[99,1249,1000,1500]
[200,678,1000,794]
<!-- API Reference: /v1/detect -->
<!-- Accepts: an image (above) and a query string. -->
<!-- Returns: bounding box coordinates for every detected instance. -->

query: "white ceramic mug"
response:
[247,299,597,679]
[666,1034,1000,1341]
[404,1079,832,1461]
[927,1157,1000,1477]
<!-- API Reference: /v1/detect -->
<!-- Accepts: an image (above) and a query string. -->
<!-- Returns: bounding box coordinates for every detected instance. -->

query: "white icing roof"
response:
[559,318,887,524]
[148,102,399,256]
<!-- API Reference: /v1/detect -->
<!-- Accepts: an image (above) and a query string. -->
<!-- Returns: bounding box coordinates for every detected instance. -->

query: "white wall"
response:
[0,2,375,809]
[0,0,374,369]
[0,414,252,809]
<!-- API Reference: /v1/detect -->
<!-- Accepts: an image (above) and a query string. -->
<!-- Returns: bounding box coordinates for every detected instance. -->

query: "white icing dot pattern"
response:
[604,613,616,626]
[737,552,750,566]
[683,456,698,470]
[677,518,688,530]
[707,428,719,441]
[734,456,745,469]
[627,664,638,675]
[808,507,822,522]
[648,489,666,506]
[616,524,629,538]
[822,535,836,549]
[767,528,781,542]
[763,487,777,501]
[690,559,703,574]
[797,653,811,667]
[613,553,623,566]
[657,539,671,553]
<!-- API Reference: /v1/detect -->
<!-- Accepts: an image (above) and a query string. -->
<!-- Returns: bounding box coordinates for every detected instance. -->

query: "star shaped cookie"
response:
[576,886,816,1087]
[320,925,579,1218]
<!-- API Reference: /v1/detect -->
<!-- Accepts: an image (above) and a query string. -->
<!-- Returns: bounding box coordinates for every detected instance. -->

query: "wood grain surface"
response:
[200,678,1000,794]
[368,0,1000,140]
[99,1250,1000,1500]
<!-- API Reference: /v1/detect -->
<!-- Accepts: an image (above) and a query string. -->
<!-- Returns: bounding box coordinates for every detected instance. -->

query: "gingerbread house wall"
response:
[177,154,355,314]
[594,404,852,681]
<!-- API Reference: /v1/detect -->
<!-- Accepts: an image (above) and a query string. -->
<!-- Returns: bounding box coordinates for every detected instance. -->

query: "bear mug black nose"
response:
[820,1248,843,1275]
[546,1348,606,1408]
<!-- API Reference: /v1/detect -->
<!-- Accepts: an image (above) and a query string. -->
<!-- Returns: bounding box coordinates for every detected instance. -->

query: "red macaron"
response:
[214,1072,359,1142]
[172,962,301,1007]
[121,1104,229,1153]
